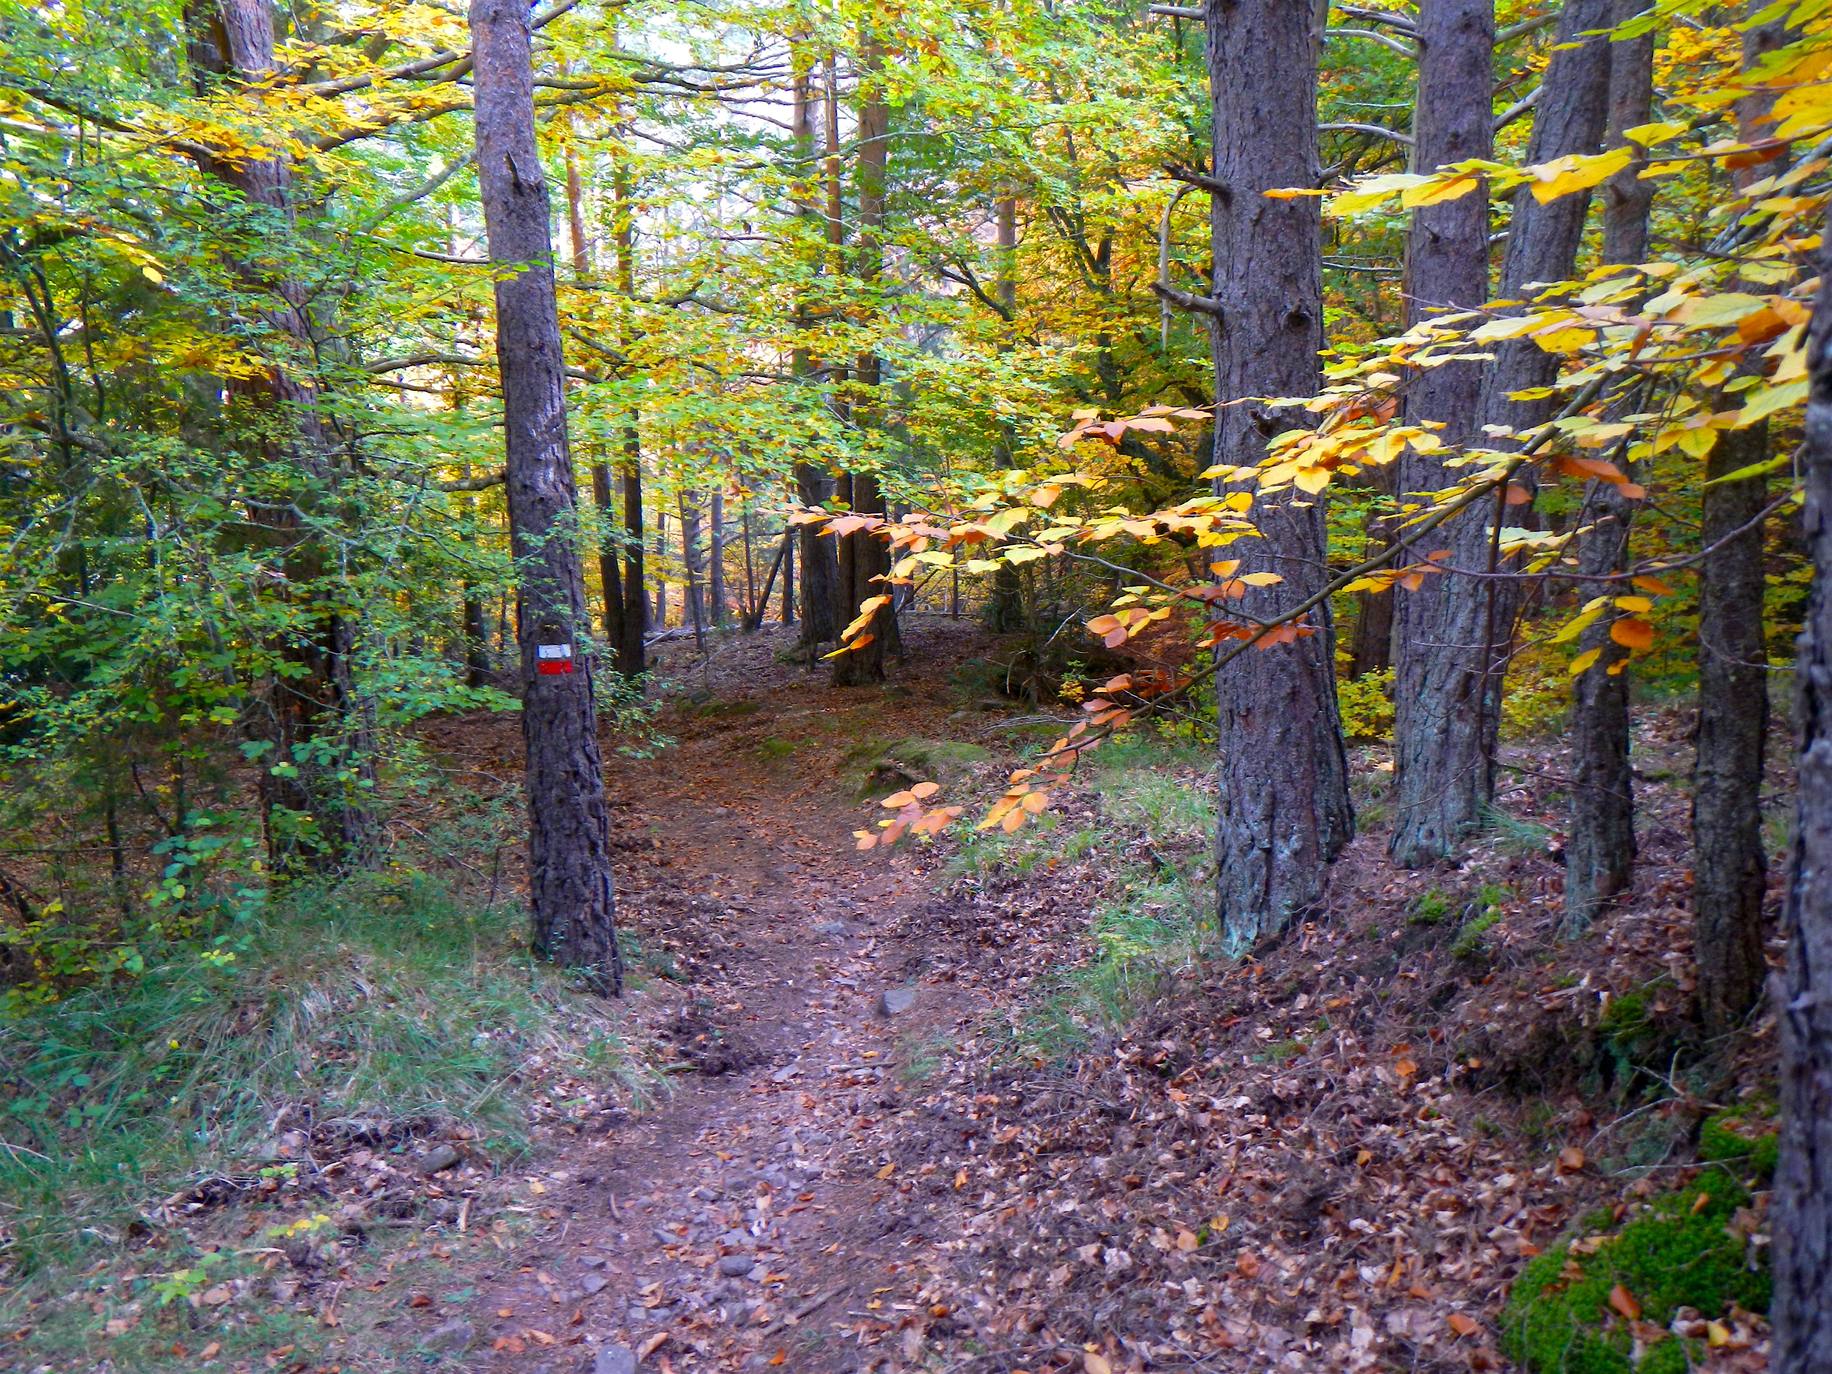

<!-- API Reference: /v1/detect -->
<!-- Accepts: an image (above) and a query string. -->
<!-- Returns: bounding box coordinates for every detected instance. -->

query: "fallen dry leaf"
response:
[1607,1284,1641,1320]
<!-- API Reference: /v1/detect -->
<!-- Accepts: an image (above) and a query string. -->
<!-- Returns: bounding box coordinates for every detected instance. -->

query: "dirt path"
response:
[453,623,992,1374]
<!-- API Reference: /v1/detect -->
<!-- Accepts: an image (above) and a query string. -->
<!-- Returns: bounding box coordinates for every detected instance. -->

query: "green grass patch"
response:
[987,731,1217,1061]
[0,871,654,1274]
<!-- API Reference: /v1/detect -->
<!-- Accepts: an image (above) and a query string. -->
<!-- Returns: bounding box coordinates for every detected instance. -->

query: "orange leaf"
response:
[1447,1313,1480,1338]
[1609,618,1654,651]
[1607,1284,1641,1321]
[1558,1146,1586,1173]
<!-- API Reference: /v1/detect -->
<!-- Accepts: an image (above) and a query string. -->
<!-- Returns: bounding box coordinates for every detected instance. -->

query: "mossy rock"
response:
[852,737,993,797]
[1502,1179,1768,1373]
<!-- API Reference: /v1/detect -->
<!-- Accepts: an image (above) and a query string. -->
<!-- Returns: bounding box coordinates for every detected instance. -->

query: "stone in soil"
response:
[593,1345,638,1374]
[425,1318,475,1352]
[416,1142,461,1175]
[879,986,918,1016]
[717,1253,755,1276]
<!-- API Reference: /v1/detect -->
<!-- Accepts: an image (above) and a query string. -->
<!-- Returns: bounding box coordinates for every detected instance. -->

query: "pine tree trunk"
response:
[986,192,1025,635]
[788,50,839,650]
[709,487,726,626]
[1205,0,1352,950]
[1391,0,1612,865]
[564,136,632,665]
[1694,12,1788,1035]
[680,492,706,654]
[1777,207,1832,1374]
[613,151,647,675]
[653,512,668,627]
[471,0,620,993]
[1565,0,1653,929]
[834,28,893,687]
[1390,0,1494,867]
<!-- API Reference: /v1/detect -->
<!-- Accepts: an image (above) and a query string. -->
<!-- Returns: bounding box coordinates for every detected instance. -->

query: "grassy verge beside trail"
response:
[945,730,1218,1060]
[0,871,653,1369]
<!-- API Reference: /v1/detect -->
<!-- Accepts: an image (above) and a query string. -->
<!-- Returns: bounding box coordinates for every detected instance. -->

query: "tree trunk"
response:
[613,150,647,675]
[1391,0,1612,865]
[653,511,668,627]
[564,135,633,665]
[1777,201,1832,1374]
[1565,0,1653,930]
[1206,0,1352,951]
[789,49,840,650]
[1389,0,1494,867]
[709,487,726,626]
[680,491,706,654]
[986,192,1026,635]
[834,27,893,687]
[184,0,377,872]
[1694,12,1789,1036]
[471,0,620,993]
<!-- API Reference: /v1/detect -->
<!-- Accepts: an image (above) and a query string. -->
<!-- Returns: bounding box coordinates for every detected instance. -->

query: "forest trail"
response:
[434,621,995,1374]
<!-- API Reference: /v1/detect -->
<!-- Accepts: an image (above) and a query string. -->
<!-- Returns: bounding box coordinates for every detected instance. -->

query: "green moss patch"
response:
[1502,1178,1768,1373]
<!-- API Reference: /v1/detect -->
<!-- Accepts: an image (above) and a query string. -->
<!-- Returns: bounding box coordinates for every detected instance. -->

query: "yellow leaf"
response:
[1528,147,1633,204]
[1569,647,1603,676]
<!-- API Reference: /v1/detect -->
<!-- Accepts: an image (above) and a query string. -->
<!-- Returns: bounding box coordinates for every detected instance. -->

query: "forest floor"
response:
[6,616,1783,1374]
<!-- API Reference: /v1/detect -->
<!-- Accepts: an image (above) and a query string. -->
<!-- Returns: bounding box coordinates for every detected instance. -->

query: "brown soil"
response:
[421,617,1012,1374]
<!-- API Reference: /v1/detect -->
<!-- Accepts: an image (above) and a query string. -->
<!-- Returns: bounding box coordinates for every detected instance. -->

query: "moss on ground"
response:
[1698,1105,1779,1182]
[849,736,993,796]
[1501,1174,1768,1373]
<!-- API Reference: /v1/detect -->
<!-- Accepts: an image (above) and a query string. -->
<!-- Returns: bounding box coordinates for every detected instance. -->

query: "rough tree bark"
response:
[1389,0,1496,867]
[471,0,621,992]
[185,0,377,871]
[1392,0,1613,866]
[564,139,631,664]
[1565,0,1653,929]
[834,27,895,687]
[1777,195,1832,1374]
[987,194,1026,635]
[790,47,840,650]
[610,142,647,674]
[1203,0,1352,949]
[709,487,726,626]
[1694,12,1788,1036]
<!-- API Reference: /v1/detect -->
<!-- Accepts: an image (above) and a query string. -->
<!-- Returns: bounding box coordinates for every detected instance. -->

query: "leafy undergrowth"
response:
[0,872,653,1371]
[914,730,1217,1060]
[864,704,1782,1373]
